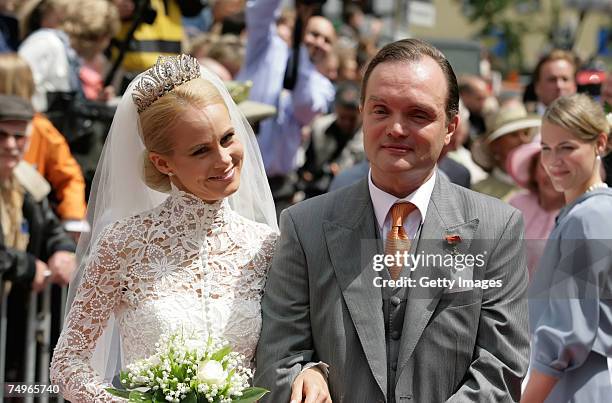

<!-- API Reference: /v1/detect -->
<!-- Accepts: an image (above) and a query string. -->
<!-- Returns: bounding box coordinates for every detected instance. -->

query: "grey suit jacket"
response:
[255,173,530,402]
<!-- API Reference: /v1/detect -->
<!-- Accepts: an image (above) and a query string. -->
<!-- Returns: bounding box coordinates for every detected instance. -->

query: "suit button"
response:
[391,361,397,371]
[390,330,401,340]
[390,296,401,306]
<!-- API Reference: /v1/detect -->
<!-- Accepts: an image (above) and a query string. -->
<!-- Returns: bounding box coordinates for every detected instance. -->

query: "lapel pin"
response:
[445,234,461,255]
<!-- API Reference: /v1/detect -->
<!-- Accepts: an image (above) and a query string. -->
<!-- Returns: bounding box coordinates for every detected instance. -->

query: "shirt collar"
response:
[536,102,547,116]
[368,168,437,231]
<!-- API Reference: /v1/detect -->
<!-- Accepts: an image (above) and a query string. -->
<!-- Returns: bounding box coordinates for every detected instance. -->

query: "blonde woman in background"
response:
[523,93,612,402]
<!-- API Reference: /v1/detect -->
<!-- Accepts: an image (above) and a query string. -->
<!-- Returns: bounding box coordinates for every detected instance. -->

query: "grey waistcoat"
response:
[381,224,423,402]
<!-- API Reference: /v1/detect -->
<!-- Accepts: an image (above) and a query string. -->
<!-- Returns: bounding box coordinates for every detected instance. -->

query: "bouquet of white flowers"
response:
[106,329,267,403]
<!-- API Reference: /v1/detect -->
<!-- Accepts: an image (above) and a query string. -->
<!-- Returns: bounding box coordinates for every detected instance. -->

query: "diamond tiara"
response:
[132,54,202,113]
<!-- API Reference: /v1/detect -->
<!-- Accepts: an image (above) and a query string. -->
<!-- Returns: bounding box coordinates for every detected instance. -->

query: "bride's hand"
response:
[290,367,332,403]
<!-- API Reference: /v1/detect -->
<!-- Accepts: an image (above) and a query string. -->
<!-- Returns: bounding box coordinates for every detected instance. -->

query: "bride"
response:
[50,55,278,402]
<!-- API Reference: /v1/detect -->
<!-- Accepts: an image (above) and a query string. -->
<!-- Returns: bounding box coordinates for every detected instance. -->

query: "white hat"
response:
[486,104,541,143]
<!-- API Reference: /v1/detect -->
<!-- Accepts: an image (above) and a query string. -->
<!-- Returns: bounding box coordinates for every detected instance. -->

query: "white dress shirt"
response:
[368,169,436,240]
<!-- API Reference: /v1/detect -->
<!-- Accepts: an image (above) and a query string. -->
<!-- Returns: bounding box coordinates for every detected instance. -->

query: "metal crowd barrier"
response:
[0,275,8,401]
[0,280,67,402]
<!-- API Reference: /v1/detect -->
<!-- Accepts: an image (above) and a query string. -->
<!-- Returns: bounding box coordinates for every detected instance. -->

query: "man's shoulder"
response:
[557,190,612,237]
[439,179,519,222]
[284,180,365,223]
[285,176,519,229]
[451,181,511,205]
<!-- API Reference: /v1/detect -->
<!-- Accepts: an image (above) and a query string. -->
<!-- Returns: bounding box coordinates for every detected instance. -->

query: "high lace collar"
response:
[163,186,230,230]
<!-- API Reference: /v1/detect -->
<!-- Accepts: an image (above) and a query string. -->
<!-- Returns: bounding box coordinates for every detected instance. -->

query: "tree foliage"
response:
[459,0,534,72]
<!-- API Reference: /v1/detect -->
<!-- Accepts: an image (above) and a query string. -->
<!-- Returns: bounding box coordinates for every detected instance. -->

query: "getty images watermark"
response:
[363,235,512,290]
[371,250,502,289]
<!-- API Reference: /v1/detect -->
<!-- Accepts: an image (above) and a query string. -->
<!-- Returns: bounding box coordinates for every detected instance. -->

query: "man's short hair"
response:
[458,74,487,96]
[532,49,579,84]
[360,38,459,123]
[335,81,360,110]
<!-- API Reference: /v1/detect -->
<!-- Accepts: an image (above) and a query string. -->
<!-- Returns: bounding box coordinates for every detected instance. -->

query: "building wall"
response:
[407,0,609,70]
[324,0,610,72]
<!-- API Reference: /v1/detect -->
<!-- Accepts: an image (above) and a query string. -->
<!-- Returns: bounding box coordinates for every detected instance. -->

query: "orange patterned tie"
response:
[384,202,417,280]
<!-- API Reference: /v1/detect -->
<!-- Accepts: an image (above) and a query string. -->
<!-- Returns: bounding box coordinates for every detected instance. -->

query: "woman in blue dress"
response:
[522,93,612,402]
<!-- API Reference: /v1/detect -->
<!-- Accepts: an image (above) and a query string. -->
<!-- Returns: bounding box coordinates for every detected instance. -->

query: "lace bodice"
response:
[50,190,277,402]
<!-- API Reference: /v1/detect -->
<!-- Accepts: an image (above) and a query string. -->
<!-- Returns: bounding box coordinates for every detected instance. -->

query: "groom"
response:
[255,39,530,402]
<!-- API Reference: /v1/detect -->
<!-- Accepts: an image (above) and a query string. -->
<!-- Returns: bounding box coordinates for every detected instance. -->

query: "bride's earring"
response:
[168,172,174,177]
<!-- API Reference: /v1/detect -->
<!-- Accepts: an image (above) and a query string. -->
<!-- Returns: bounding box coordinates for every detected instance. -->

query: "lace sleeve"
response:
[257,229,278,296]
[50,224,126,402]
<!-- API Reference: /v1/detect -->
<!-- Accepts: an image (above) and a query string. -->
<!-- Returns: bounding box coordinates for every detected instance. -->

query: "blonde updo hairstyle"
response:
[139,77,227,192]
[544,93,612,156]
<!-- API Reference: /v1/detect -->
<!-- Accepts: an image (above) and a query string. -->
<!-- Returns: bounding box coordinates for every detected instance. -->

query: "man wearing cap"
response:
[0,94,76,380]
[473,102,541,200]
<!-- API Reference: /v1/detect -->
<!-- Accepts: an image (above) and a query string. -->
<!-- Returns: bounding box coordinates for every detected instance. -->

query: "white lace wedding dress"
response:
[50,189,277,402]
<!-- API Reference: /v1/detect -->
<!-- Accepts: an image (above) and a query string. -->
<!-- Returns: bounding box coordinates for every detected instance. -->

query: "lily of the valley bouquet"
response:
[106,329,267,402]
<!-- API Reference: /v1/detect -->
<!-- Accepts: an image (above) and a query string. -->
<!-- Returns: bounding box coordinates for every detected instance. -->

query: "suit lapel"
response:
[396,174,479,376]
[323,179,387,399]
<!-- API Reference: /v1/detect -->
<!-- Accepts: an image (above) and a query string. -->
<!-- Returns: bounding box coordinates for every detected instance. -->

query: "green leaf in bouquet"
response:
[231,387,269,403]
[171,362,184,380]
[182,390,198,403]
[219,368,236,395]
[119,370,131,386]
[106,387,131,399]
[153,391,167,403]
[210,345,232,362]
[128,390,154,402]
[190,378,198,391]
[177,365,187,380]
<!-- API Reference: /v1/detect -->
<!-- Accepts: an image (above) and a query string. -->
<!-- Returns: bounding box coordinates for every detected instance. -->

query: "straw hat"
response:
[226,80,277,124]
[485,103,541,144]
[238,100,277,125]
[470,103,541,171]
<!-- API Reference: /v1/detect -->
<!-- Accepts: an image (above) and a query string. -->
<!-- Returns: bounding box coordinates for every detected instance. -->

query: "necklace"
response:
[586,182,609,193]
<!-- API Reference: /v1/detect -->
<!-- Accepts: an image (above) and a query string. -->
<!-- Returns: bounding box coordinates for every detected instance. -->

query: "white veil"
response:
[65,59,278,383]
